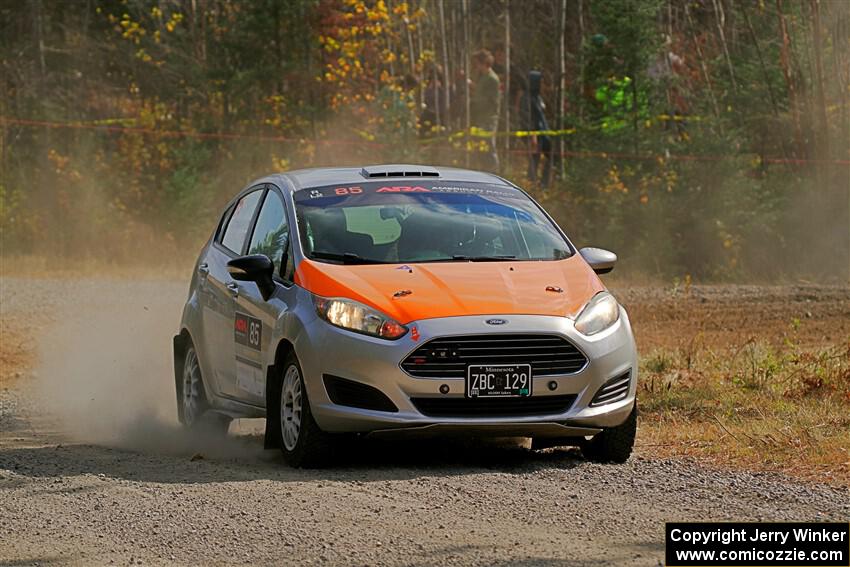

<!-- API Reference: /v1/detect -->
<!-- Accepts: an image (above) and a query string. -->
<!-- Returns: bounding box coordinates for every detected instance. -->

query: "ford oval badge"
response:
[486,318,508,326]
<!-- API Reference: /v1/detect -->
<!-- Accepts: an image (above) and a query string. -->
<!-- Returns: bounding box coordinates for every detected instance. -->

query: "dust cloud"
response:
[33,281,265,460]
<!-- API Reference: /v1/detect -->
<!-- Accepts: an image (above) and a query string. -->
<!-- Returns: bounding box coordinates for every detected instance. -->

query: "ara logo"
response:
[485,318,508,326]
[376,186,430,193]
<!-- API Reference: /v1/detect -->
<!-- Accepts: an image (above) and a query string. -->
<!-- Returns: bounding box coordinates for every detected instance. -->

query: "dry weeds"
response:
[638,333,850,485]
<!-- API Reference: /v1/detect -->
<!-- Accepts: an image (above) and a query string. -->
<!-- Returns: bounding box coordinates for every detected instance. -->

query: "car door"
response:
[232,185,295,406]
[202,187,265,400]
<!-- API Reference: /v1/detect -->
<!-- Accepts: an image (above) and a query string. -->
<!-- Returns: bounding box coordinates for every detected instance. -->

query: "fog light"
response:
[439,384,450,394]
[548,381,558,391]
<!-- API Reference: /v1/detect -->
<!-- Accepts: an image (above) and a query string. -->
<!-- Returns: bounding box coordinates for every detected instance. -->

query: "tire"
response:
[580,403,637,463]
[179,343,231,435]
[276,352,336,468]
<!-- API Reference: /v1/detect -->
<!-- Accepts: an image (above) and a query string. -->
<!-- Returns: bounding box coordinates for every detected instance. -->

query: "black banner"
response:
[234,312,262,351]
[666,522,849,566]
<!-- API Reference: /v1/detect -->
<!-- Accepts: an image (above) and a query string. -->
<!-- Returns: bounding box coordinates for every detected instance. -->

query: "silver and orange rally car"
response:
[174,165,638,467]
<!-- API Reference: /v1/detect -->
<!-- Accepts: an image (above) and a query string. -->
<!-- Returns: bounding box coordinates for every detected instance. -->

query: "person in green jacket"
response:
[470,49,501,171]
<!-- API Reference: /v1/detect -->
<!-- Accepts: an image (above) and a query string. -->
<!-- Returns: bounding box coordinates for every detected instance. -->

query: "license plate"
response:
[466,364,532,398]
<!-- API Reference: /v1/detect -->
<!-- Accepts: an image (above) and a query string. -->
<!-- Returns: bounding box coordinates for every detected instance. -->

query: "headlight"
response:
[574,291,620,336]
[313,295,408,340]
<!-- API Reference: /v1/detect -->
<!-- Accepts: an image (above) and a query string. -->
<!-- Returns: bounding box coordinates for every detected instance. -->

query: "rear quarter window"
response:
[221,189,263,254]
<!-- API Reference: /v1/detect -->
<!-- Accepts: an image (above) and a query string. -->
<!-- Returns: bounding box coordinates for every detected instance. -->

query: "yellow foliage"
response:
[47,149,82,183]
[165,14,182,33]
[598,165,629,194]
[135,49,153,63]
[393,2,409,16]
[271,155,290,171]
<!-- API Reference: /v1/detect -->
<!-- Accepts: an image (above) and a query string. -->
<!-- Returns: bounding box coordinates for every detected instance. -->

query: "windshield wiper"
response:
[311,251,385,265]
[449,254,517,262]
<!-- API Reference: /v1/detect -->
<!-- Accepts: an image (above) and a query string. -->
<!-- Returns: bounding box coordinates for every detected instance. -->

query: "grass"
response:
[638,328,850,485]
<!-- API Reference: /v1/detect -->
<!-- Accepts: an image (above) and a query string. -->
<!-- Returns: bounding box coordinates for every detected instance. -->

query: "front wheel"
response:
[277,353,336,468]
[580,404,637,463]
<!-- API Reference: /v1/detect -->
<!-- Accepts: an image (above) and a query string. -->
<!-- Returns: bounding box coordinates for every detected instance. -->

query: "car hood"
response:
[294,255,605,325]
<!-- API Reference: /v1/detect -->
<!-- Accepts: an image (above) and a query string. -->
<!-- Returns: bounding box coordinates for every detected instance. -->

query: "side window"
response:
[248,190,289,273]
[221,190,263,254]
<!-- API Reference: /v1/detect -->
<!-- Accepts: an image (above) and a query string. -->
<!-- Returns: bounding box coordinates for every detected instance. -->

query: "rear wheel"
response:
[180,343,230,435]
[277,353,336,468]
[580,404,637,463]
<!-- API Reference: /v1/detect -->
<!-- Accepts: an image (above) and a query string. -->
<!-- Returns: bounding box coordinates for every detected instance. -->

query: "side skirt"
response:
[207,391,267,420]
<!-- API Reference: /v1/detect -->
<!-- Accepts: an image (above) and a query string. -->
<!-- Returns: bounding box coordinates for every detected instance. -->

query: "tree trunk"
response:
[303,0,316,139]
[386,0,396,77]
[711,0,738,92]
[833,5,850,280]
[504,0,510,155]
[438,0,450,131]
[417,3,425,112]
[273,2,284,95]
[809,0,829,162]
[775,0,805,159]
[740,1,791,162]
[685,3,720,119]
[741,4,781,119]
[557,0,566,180]
[462,0,470,167]
[577,0,585,134]
[405,14,416,77]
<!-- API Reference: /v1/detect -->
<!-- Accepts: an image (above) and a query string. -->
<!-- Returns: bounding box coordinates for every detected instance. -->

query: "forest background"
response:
[2,0,848,280]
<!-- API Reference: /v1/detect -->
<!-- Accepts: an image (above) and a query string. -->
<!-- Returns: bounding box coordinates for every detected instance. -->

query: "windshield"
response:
[293,181,572,264]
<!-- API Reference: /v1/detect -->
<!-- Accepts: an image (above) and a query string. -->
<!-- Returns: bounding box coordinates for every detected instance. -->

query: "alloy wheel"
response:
[182,347,203,426]
[280,364,303,451]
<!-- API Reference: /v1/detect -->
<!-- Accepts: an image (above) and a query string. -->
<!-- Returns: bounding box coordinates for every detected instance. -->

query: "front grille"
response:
[401,334,587,379]
[323,375,398,413]
[410,394,577,418]
[590,371,631,407]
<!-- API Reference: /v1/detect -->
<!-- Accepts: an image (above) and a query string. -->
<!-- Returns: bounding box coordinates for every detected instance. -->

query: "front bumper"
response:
[297,308,638,435]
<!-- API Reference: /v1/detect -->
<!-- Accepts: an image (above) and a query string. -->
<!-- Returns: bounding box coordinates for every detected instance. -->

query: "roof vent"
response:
[360,165,440,179]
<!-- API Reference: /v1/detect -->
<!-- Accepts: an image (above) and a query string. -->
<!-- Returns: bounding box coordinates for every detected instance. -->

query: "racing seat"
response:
[308,208,375,258]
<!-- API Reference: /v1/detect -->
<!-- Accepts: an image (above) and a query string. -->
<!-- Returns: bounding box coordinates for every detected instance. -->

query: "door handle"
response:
[198,262,209,276]
[226,282,239,298]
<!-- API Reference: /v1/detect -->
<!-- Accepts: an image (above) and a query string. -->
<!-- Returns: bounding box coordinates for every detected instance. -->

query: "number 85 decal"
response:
[335,186,363,195]
[235,313,262,351]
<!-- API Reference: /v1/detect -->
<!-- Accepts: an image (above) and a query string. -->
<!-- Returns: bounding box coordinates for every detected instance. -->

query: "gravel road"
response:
[1,277,848,566]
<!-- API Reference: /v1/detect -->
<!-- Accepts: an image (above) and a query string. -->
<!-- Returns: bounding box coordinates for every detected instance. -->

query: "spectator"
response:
[420,63,444,138]
[521,70,552,189]
[449,67,468,131]
[470,49,501,171]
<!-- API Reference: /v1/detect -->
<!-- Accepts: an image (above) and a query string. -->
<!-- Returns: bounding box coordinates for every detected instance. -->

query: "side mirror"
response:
[579,247,617,275]
[227,254,276,301]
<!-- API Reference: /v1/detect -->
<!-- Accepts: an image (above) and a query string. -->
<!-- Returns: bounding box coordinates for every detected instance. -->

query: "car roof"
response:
[251,165,516,193]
